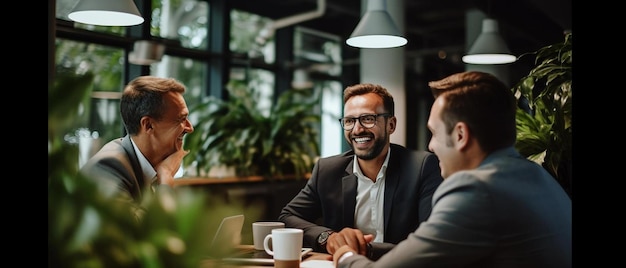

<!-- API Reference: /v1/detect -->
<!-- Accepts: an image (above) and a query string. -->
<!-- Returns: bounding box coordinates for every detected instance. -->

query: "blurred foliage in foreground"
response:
[49,71,258,268]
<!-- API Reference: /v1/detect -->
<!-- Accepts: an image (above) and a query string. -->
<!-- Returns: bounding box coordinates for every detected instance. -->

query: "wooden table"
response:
[200,245,332,268]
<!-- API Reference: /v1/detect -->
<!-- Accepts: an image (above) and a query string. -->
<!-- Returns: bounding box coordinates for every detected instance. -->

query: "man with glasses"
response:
[279,83,443,260]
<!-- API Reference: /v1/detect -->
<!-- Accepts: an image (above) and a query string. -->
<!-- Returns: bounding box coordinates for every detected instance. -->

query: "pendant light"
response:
[128,40,165,65]
[68,0,144,27]
[462,18,516,64]
[346,0,407,49]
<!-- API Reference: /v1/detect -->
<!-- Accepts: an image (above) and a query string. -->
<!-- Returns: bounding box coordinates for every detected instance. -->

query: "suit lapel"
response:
[383,146,401,234]
[121,135,146,188]
[342,159,357,228]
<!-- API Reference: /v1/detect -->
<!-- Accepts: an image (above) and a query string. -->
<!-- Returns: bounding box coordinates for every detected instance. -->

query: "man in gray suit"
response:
[80,76,194,221]
[332,71,572,267]
[279,83,443,260]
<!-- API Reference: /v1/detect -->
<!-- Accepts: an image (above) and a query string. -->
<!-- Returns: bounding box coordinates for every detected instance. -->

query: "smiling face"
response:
[343,93,395,160]
[149,91,194,163]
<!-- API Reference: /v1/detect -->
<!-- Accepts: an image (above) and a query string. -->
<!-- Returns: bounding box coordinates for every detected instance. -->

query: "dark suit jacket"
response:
[79,135,149,220]
[278,144,443,259]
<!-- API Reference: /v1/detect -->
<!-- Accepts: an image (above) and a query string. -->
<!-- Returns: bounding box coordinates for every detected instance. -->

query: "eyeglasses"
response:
[338,113,391,131]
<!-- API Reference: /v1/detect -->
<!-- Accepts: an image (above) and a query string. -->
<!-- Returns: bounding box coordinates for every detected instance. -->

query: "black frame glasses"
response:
[338,113,391,131]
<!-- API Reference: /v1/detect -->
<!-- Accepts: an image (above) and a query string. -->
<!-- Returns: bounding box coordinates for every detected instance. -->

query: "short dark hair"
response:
[120,76,186,135]
[343,83,395,116]
[428,71,517,153]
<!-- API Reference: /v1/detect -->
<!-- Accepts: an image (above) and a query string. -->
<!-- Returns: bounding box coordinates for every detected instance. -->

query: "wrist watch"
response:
[317,230,334,247]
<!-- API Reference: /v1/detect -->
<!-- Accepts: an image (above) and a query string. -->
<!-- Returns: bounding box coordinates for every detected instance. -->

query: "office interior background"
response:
[49,0,572,172]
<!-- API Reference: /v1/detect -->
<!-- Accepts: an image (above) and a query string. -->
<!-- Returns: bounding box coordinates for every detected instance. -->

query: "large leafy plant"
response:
[184,81,321,179]
[512,33,572,195]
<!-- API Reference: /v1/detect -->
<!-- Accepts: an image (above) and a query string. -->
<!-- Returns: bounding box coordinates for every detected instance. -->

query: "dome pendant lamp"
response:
[68,0,144,27]
[346,0,407,49]
[462,18,516,64]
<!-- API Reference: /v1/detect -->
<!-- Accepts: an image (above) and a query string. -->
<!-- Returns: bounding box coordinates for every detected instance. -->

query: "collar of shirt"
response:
[352,147,391,181]
[352,147,391,242]
[130,137,157,186]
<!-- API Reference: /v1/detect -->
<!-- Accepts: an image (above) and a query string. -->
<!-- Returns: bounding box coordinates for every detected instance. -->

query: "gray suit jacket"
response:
[79,135,149,220]
[341,147,572,268]
[279,144,443,259]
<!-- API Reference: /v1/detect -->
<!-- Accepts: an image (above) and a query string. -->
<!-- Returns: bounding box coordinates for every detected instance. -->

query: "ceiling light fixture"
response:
[462,18,516,64]
[128,40,165,65]
[346,0,407,49]
[68,0,144,27]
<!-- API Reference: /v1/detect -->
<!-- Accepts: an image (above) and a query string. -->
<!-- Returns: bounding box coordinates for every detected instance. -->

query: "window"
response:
[151,0,209,50]
[293,27,343,157]
[55,38,125,146]
[150,55,208,117]
[230,9,275,64]
[53,0,346,172]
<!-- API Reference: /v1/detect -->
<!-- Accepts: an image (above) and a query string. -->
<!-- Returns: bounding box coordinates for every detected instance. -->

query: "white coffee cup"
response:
[252,221,285,250]
[263,228,303,268]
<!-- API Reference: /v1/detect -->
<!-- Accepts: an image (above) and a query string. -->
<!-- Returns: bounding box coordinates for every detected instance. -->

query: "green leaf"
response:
[185,85,321,178]
[512,33,572,194]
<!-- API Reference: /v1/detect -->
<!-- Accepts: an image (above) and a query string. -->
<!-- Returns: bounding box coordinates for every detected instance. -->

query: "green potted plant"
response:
[512,32,572,195]
[184,81,321,180]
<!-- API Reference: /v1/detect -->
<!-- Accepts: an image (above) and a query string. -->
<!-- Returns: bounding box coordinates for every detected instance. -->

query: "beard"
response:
[349,130,389,160]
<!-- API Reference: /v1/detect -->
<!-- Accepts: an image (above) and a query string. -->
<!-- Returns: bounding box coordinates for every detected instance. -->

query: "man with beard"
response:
[278,83,443,260]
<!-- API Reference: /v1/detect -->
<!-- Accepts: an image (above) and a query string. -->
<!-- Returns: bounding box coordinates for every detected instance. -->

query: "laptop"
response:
[208,214,312,265]
[208,214,246,257]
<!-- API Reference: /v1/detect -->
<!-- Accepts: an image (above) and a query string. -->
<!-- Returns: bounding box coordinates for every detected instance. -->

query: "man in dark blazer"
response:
[279,83,443,260]
[80,76,194,221]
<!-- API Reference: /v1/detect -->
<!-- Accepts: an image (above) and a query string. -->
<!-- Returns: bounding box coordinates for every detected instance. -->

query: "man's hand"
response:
[331,234,374,267]
[332,245,355,267]
[156,149,189,186]
[325,227,375,256]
